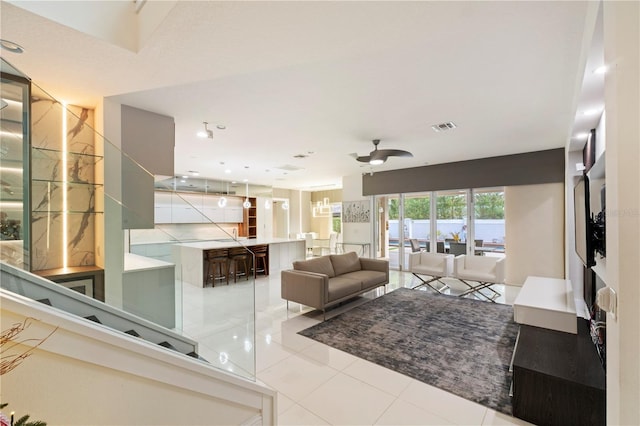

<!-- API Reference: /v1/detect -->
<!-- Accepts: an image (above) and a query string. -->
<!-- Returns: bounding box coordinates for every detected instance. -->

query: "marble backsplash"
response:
[130,223,238,245]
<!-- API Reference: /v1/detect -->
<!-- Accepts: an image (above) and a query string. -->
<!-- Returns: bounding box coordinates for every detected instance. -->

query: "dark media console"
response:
[512,319,606,426]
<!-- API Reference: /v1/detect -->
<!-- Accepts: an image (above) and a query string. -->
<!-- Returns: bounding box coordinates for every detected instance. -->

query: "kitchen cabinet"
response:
[154,191,245,224]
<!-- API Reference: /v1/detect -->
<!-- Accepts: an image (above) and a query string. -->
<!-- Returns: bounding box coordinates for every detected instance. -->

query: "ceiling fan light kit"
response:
[356,139,413,165]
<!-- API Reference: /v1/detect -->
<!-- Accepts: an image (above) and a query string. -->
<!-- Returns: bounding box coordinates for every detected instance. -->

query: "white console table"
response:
[513,276,577,334]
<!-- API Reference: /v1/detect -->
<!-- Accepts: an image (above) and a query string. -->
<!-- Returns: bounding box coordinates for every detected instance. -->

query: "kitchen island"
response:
[172,238,305,287]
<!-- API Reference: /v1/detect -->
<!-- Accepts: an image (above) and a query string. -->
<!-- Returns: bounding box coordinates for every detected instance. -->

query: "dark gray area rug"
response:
[298,287,518,415]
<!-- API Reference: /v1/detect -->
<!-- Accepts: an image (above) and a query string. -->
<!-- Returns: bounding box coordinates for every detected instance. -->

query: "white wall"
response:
[603,2,640,423]
[505,183,565,285]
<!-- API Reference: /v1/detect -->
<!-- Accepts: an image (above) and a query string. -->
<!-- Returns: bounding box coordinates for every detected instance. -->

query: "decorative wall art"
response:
[342,200,370,223]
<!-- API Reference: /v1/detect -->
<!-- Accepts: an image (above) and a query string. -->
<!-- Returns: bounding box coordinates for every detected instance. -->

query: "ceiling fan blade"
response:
[356,155,372,163]
[377,149,413,158]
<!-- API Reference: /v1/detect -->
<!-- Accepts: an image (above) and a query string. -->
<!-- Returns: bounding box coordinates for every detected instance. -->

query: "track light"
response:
[198,122,214,139]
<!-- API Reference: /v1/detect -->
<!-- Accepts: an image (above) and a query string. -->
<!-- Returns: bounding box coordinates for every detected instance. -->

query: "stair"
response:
[1,262,205,362]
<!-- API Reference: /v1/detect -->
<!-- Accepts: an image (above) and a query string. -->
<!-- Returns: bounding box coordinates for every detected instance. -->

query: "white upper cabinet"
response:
[154,191,244,224]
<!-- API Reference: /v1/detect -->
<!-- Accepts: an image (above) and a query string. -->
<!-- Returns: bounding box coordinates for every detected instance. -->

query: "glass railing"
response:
[0,58,258,381]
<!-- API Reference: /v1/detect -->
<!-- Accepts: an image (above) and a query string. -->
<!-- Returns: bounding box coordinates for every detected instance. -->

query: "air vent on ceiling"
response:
[431,122,457,132]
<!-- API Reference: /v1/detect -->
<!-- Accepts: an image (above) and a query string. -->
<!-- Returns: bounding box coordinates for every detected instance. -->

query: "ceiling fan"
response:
[356,139,413,165]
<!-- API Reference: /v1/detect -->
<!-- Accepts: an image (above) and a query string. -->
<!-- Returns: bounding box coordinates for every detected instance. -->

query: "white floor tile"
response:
[343,358,412,396]
[276,392,295,415]
[179,269,523,425]
[270,328,316,353]
[298,373,395,425]
[299,341,360,371]
[258,354,339,401]
[255,335,296,372]
[482,409,535,425]
[375,398,454,425]
[278,404,330,425]
[398,379,488,425]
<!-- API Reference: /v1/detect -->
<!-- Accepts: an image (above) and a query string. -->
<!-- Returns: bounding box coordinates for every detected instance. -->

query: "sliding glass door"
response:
[436,190,468,255]
[472,188,506,257]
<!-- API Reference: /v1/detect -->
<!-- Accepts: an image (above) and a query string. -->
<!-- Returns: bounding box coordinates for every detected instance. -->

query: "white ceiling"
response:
[1,1,598,190]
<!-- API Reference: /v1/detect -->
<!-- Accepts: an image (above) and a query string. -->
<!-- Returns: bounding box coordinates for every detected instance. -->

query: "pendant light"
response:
[243,182,251,208]
[218,181,228,207]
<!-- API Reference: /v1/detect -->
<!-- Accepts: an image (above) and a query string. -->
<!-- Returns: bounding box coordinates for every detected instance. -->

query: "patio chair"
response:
[409,251,454,293]
[453,255,505,302]
[410,239,421,252]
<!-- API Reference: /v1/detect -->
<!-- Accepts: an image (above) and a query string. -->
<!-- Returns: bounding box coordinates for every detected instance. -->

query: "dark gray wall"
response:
[362,148,565,195]
[121,104,174,176]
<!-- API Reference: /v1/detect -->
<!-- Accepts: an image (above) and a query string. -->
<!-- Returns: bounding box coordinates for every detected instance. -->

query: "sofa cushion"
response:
[327,276,362,302]
[330,252,361,276]
[293,256,335,278]
[342,270,387,290]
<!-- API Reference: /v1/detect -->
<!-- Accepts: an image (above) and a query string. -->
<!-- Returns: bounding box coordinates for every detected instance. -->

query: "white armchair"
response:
[453,255,505,302]
[408,251,454,293]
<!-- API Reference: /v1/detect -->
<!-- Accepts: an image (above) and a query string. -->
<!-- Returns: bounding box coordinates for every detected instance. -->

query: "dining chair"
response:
[449,242,467,256]
[474,239,484,256]
[304,234,313,256]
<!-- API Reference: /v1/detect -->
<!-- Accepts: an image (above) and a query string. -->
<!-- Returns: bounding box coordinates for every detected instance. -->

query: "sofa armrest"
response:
[408,252,421,270]
[359,257,389,272]
[444,254,455,276]
[454,254,466,277]
[281,270,328,310]
[359,258,389,282]
[495,257,506,283]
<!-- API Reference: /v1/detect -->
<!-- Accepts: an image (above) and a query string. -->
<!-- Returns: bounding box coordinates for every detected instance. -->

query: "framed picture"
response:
[342,200,370,223]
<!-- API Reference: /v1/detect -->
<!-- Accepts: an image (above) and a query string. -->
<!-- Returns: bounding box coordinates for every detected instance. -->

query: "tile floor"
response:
[181,269,533,425]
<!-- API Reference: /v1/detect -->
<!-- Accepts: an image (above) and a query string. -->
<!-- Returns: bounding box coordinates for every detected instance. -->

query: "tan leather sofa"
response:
[281,251,389,318]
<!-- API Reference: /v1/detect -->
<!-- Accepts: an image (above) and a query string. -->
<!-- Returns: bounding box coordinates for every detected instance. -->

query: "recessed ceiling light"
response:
[0,39,24,54]
[593,65,608,74]
[225,169,231,174]
[216,125,226,130]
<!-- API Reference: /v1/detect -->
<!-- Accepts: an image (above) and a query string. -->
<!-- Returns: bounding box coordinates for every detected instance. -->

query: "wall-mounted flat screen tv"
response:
[574,175,595,267]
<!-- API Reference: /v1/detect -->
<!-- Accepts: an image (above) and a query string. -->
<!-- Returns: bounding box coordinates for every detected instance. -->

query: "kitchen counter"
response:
[174,237,301,250]
[124,252,174,272]
[172,238,305,287]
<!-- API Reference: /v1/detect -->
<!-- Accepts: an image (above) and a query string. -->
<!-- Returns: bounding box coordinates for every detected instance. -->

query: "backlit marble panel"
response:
[31,98,99,271]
